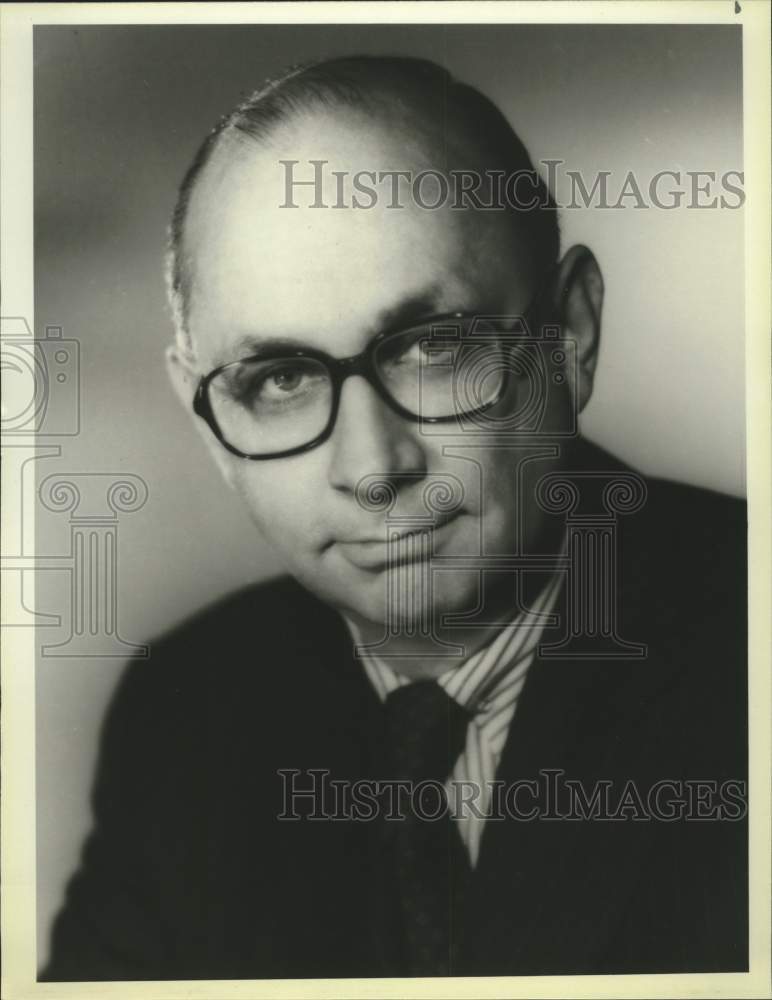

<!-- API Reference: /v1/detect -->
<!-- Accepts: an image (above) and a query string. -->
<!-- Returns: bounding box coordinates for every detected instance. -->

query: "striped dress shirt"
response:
[346,571,564,867]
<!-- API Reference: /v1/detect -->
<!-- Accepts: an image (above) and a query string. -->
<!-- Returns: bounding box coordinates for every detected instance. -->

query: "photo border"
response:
[2,3,769,998]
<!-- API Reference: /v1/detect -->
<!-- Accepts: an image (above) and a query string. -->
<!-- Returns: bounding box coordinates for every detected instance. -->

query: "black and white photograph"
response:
[1,3,770,998]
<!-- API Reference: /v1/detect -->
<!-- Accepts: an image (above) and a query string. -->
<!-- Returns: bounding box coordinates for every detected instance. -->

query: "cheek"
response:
[229,462,324,549]
[421,438,505,521]
[456,444,559,548]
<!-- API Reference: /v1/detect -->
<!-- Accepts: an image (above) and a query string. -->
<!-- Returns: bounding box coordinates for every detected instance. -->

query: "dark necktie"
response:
[382,681,472,976]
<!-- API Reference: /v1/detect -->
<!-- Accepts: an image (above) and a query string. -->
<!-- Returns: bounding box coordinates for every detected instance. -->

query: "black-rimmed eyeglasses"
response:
[193,310,537,460]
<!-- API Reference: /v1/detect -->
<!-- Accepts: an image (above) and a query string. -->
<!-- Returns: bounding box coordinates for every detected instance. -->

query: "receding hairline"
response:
[166,56,560,352]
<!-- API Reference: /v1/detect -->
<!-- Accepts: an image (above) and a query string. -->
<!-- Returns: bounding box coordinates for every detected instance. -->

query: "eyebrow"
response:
[211,287,449,369]
[374,289,444,333]
[214,336,310,367]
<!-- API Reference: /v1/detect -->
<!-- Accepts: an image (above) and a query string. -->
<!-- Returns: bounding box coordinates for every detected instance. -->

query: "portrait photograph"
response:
[1,3,770,999]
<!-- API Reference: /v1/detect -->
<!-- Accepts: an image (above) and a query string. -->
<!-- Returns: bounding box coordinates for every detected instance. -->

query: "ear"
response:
[165,344,238,488]
[165,342,198,409]
[550,244,604,414]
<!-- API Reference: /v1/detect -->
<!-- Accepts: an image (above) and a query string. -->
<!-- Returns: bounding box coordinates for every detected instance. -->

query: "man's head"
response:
[165,56,603,631]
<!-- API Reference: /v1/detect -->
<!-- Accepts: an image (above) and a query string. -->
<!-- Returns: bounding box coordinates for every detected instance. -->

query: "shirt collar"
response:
[346,571,564,719]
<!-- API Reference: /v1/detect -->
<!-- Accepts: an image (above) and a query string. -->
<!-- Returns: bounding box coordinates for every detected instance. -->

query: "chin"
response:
[318,561,482,633]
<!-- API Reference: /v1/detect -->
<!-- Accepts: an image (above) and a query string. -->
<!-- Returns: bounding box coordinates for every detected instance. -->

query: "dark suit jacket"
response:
[42,440,748,980]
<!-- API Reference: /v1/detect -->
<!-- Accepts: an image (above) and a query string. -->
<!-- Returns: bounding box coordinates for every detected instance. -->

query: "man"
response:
[43,56,747,981]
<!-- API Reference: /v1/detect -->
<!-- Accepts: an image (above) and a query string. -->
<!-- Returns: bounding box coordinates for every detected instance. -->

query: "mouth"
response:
[335,510,463,571]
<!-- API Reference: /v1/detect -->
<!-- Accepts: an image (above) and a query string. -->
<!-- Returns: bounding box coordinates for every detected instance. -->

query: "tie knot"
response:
[384,681,471,785]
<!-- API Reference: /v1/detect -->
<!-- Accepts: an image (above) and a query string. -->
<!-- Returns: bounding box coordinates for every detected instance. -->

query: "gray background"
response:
[34,23,744,965]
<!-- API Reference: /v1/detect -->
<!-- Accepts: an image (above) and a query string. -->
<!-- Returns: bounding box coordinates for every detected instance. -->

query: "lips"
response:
[336,510,462,571]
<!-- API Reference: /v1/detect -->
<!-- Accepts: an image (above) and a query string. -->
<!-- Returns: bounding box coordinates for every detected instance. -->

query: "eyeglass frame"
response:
[192,288,549,461]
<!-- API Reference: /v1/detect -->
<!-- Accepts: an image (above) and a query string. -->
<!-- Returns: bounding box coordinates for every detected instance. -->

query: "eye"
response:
[251,361,324,404]
[385,331,455,368]
[220,359,330,417]
[399,338,433,364]
[264,365,305,395]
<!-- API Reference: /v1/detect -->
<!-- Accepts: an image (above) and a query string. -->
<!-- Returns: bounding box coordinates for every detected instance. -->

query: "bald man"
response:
[43,57,747,982]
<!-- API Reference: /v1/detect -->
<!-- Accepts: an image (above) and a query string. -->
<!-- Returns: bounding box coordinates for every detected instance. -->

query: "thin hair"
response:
[165,56,560,351]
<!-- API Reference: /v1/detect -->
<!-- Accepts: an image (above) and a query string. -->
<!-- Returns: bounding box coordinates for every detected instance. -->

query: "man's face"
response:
[182,107,566,628]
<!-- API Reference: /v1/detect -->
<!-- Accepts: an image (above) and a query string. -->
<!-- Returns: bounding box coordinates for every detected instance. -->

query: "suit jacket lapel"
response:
[458,604,671,974]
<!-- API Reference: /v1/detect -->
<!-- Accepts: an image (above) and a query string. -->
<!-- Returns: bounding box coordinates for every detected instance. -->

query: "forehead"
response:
[184,107,533,366]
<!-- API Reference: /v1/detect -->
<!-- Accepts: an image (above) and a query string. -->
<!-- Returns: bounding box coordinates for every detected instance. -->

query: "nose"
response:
[326,375,427,495]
